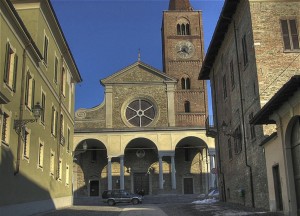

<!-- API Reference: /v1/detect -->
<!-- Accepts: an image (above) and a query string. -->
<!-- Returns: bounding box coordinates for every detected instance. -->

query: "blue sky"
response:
[51,0,224,110]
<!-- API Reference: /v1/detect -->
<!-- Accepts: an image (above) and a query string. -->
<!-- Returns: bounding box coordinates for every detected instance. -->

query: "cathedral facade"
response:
[73,0,215,196]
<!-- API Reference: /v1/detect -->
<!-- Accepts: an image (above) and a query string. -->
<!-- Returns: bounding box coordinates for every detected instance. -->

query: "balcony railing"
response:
[175,113,206,127]
[205,115,217,138]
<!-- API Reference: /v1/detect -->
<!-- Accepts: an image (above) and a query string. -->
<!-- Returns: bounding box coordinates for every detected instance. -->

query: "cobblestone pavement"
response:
[33,195,283,216]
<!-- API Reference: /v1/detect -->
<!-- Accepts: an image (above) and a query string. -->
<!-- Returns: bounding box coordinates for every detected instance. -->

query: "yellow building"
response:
[0,0,82,215]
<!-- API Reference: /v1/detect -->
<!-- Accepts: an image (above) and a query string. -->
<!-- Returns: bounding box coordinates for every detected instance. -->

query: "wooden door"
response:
[90,180,99,196]
[184,178,193,194]
[134,173,149,195]
[272,165,283,210]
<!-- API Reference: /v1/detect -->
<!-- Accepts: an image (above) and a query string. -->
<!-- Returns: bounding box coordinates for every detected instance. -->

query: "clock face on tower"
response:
[175,41,195,59]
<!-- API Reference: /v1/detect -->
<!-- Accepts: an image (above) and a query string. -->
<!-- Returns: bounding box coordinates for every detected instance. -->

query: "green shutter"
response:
[290,20,299,49]
[25,73,29,106]
[55,111,58,136]
[3,43,10,83]
[31,79,35,109]
[51,107,54,134]
[13,55,18,92]
[281,20,291,50]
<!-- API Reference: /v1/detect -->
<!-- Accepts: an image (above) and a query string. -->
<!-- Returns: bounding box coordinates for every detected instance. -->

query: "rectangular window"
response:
[23,130,30,159]
[230,60,235,89]
[234,125,242,154]
[54,57,58,84]
[242,34,248,67]
[61,67,66,96]
[66,164,70,186]
[249,112,256,140]
[25,72,35,110]
[223,75,227,99]
[58,159,62,180]
[38,142,44,168]
[1,113,9,144]
[51,106,57,137]
[60,114,65,145]
[43,35,49,64]
[50,151,55,176]
[67,128,70,152]
[281,19,299,51]
[41,92,46,124]
[4,43,18,92]
[228,138,232,159]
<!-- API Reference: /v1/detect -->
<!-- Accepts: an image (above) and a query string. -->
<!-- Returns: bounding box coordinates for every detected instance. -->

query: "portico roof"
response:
[251,76,300,125]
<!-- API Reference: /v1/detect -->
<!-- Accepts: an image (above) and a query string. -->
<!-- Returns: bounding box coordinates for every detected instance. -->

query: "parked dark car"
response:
[102,190,143,206]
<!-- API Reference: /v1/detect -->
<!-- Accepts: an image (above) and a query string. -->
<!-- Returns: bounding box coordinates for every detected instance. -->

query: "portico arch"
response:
[73,139,107,197]
[124,138,158,195]
[285,116,300,214]
[175,136,209,194]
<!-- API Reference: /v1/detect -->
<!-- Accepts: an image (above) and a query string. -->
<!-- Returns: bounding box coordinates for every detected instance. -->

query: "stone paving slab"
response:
[120,205,167,216]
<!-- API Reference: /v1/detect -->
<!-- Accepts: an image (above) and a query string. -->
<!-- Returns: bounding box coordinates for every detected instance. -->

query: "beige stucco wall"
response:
[264,89,300,215]
[74,129,215,156]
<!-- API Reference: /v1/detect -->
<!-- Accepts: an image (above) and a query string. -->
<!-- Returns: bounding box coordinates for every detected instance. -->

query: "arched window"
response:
[184,101,190,113]
[186,24,190,35]
[177,24,181,35]
[181,24,186,35]
[181,76,191,89]
[176,17,191,35]
[186,78,190,89]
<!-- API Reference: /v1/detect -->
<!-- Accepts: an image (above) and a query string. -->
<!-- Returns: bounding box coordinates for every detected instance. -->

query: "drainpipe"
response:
[14,48,27,175]
[212,69,226,201]
[233,21,255,208]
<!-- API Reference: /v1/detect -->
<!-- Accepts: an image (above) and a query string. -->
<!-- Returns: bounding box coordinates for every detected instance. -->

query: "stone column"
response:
[107,157,112,190]
[209,150,216,189]
[158,155,164,190]
[171,155,176,190]
[120,156,124,190]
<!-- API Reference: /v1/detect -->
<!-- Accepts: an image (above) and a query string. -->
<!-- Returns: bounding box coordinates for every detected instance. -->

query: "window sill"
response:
[4,83,15,94]
[283,49,300,53]
[1,141,9,148]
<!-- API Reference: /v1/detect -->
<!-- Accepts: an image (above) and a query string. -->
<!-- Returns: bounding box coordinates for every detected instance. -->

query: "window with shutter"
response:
[242,35,248,67]
[281,19,300,51]
[4,43,18,91]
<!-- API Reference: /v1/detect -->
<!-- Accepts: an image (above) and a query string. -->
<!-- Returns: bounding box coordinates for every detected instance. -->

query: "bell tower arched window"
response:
[181,76,191,90]
[176,17,191,36]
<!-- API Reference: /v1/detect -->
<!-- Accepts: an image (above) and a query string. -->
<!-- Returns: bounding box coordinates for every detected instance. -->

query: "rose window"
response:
[125,99,156,127]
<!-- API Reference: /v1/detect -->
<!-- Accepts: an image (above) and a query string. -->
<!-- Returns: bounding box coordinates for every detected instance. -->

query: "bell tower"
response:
[162,0,207,127]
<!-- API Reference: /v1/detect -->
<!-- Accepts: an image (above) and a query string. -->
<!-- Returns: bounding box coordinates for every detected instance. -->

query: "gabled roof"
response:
[198,0,240,80]
[251,76,300,125]
[168,0,193,11]
[101,61,177,86]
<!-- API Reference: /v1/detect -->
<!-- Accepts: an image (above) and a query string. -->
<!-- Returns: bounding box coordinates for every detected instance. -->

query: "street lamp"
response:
[221,121,241,139]
[14,102,43,136]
